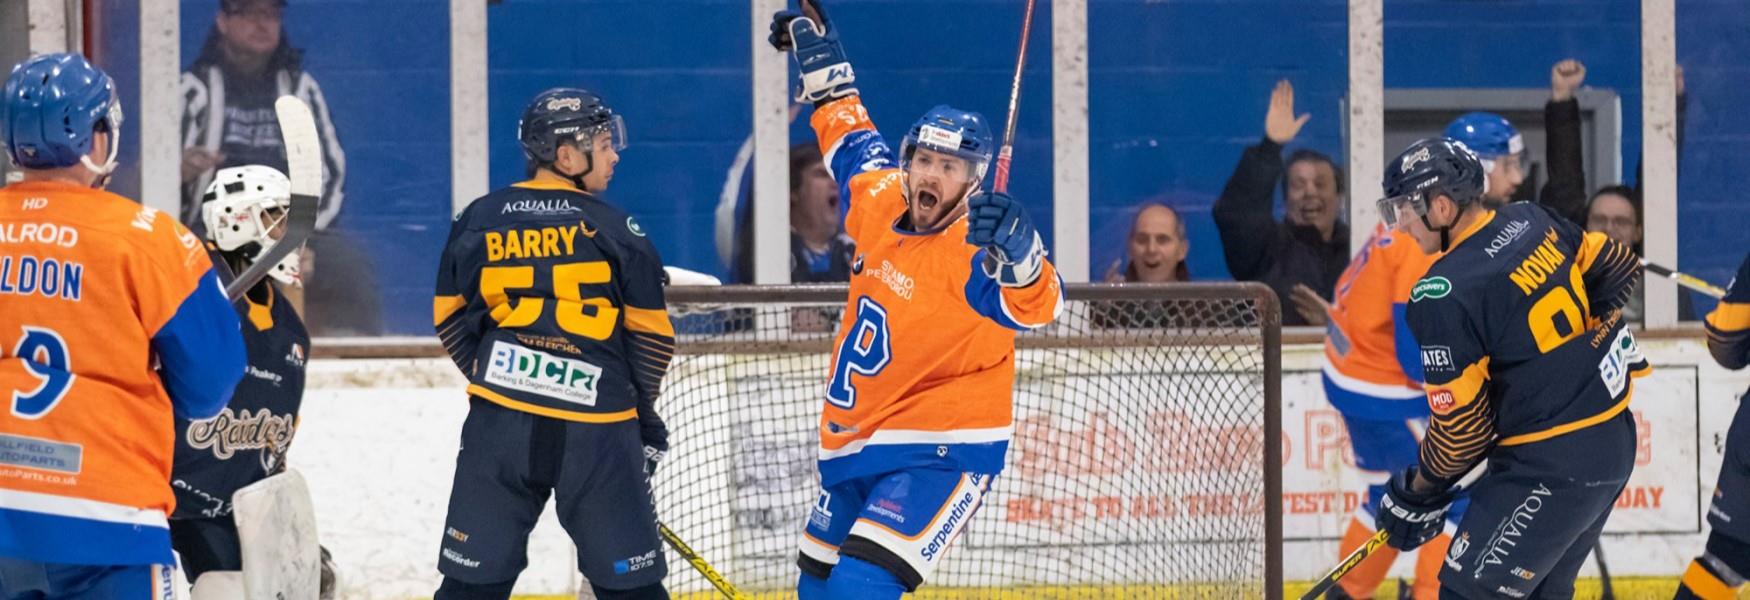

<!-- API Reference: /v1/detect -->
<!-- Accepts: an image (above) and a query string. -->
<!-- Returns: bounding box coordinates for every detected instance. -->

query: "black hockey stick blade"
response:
[227,96,320,301]
[1593,541,1615,599]
[658,521,745,599]
[1300,529,1390,600]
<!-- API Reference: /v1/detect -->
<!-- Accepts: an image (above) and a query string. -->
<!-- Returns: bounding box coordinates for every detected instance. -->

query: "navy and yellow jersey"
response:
[172,258,309,520]
[1707,253,1750,371]
[1406,202,1649,486]
[433,180,674,433]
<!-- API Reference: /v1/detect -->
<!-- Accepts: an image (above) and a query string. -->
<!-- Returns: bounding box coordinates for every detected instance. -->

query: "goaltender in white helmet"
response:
[202,165,303,286]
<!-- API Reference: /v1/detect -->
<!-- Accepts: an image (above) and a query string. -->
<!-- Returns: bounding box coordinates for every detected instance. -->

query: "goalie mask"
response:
[202,165,302,286]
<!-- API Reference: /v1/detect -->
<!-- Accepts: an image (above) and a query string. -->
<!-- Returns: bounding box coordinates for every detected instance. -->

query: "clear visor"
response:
[1376,192,1427,229]
[562,114,628,155]
[1479,151,1528,178]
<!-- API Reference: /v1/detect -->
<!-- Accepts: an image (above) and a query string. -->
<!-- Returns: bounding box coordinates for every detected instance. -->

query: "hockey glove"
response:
[968,191,1045,287]
[1374,466,1454,551]
[769,2,857,103]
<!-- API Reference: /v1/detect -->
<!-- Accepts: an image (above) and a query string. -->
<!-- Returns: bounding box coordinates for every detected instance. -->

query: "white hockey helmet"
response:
[201,165,301,286]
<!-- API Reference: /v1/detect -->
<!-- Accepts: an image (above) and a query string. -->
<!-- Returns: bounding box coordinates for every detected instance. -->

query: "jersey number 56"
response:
[480,262,619,341]
[827,297,892,409]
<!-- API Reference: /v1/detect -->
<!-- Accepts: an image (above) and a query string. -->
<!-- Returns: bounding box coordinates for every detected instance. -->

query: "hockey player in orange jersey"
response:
[0,53,246,599]
[770,3,1064,599]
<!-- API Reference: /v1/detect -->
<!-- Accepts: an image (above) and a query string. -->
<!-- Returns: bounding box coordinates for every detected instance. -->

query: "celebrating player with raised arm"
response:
[0,53,246,599]
[1675,252,1750,599]
[770,3,1065,599]
[1370,138,1647,598]
[430,88,673,600]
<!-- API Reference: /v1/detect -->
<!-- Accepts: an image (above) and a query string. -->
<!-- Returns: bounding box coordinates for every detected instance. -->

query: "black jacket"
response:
[1542,93,1694,320]
[1213,137,1350,325]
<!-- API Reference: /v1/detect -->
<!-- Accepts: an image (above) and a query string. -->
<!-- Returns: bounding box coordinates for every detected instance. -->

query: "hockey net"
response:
[652,283,1282,599]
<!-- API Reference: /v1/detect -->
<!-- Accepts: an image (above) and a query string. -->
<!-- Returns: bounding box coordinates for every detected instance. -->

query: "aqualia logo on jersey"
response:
[1410,276,1453,302]
[485,342,603,406]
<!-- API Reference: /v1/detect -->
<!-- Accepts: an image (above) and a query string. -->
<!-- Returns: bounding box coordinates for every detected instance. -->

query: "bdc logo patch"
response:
[484,342,603,406]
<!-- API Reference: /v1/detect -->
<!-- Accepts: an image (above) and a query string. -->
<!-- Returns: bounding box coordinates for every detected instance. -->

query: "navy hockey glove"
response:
[1374,466,1453,551]
[967,191,1045,287]
[769,2,856,103]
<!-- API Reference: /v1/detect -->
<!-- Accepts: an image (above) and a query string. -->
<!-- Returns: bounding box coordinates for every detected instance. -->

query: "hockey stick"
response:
[657,522,745,599]
[990,0,1038,194]
[1593,540,1616,599]
[1300,529,1390,600]
[1642,259,1726,299]
[227,96,319,301]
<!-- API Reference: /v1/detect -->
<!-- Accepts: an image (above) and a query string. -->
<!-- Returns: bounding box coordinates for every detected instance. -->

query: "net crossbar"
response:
[653,283,1282,599]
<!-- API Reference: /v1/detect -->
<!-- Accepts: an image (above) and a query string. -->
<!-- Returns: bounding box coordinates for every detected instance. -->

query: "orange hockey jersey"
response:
[810,97,1063,486]
[0,180,245,565]
[1323,223,1436,419]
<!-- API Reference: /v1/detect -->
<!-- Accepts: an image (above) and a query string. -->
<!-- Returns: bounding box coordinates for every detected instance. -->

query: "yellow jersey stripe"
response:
[625,306,675,337]
[1500,389,1632,446]
[468,385,638,424]
[1708,301,1750,332]
[433,295,466,326]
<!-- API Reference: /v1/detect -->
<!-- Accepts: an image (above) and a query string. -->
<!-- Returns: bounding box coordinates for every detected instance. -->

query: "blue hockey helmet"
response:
[2,53,123,171]
[1444,112,1523,160]
[899,105,994,188]
[1377,137,1486,231]
[518,88,625,165]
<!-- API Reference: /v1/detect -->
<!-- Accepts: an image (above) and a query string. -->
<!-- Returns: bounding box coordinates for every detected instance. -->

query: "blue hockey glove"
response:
[1375,466,1453,551]
[968,191,1045,287]
[768,2,857,103]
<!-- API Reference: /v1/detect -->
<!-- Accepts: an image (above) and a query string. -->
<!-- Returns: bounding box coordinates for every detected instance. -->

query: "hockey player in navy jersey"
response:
[170,165,325,599]
[1371,138,1648,598]
[1675,252,1750,599]
[430,88,673,600]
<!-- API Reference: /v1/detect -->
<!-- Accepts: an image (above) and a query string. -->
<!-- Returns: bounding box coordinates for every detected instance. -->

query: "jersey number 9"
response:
[1527,266,1592,354]
[827,297,892,409]
[480,262,619,341]
[6,326,74,419]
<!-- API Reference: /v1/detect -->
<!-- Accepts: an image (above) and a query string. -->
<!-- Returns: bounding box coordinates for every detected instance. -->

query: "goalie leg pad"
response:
[232,468,320,600]
[191,570,245,600]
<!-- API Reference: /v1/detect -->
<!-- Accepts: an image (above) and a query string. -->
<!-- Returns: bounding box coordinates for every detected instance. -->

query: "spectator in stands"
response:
[1094,202,1191,329]
[1542,58,1695,320]
[180,0,381,335]
[788,144,855,283]
[180,0,345,232]
[1104,202,1190,283]
[1214,80,1348,326]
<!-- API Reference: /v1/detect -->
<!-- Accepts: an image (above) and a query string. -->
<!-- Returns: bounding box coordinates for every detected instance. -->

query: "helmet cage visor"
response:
[558,114,627,155]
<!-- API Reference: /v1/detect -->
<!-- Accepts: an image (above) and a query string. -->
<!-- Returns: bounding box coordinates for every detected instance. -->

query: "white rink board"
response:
[287,337,1746,598]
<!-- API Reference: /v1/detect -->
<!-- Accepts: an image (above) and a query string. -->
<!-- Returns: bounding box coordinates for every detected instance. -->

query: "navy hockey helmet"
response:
[1378,138,1486,248]
[518,88,625,182]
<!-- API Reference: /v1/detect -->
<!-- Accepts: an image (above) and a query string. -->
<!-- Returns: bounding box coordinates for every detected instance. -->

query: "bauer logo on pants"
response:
[485,342,602,406]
